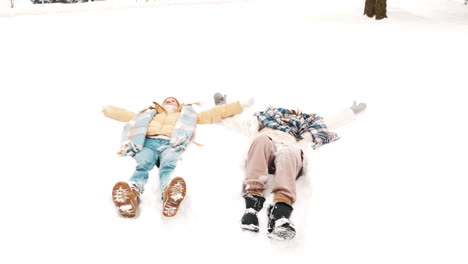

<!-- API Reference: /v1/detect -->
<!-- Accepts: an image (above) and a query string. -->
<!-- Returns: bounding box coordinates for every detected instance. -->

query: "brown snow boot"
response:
[112,181,140,218]
[162,177,187,217]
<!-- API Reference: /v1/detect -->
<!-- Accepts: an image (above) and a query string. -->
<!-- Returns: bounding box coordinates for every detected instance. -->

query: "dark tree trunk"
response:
[364,0,387,20]
[364,0,376,18]
[375,0,388,20]
[10,0,14,8]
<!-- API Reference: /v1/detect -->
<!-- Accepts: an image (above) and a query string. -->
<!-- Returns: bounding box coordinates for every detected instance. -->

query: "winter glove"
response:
[214,93,227,105]
[350,101,367,114]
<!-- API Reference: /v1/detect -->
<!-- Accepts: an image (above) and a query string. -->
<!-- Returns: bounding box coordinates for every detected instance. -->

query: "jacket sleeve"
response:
[102,105,136,122]
[196,101,243,124]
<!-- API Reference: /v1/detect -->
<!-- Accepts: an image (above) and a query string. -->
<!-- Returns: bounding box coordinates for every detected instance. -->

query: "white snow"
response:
[170,193,183,201]
[274,218,292,228]
[1,0,467,264]
[119,204,133,211]
[244,208,258,214]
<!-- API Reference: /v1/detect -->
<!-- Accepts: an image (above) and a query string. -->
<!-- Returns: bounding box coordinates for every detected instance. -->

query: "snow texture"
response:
[0,0,467,264]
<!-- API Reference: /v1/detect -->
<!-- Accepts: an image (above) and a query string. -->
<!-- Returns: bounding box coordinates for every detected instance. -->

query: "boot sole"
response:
[162,177,186,217]
[267,227,296,240]
[240,224,260,232]
[112,182,138,218]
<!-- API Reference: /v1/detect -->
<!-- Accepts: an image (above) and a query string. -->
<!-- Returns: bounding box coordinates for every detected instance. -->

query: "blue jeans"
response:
[129,138,180,193]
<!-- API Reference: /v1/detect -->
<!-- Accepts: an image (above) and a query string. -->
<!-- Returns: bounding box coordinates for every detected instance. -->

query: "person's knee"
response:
[134,152,155,170]
[160,161,176,171]
[160,151,179,170]
[275,146,302,169]
[276,146,296,158]
[252,135,272,146]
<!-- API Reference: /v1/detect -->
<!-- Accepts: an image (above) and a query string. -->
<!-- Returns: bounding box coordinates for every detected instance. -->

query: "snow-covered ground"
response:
[1,0,467,263]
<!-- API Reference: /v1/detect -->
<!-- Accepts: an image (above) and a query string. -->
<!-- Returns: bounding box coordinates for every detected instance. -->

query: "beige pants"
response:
[244,135,303,204]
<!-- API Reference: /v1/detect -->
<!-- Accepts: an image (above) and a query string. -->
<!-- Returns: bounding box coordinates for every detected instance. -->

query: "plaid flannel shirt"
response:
[254,107,339,149]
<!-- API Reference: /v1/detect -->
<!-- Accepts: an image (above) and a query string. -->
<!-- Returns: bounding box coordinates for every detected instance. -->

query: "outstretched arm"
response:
[102,105,136,122]
[196,92,255,124]
[196,101,244,124]
[323,101,366,129]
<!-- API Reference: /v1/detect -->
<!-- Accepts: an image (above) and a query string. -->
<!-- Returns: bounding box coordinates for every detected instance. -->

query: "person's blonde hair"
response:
[162,97,181,107]
[138,97,202,113]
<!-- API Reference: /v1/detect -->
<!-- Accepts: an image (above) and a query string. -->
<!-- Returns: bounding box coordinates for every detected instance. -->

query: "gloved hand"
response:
[350,101,367,114]
[214,93,227,105]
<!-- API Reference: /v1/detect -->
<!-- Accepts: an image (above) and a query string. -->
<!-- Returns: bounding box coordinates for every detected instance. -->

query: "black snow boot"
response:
[240,194,266,232]
[267,202,296,240]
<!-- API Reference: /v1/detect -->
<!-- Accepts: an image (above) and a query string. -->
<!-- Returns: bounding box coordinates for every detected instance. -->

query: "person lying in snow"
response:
[213,93,366,240]
[103,96,252,218]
